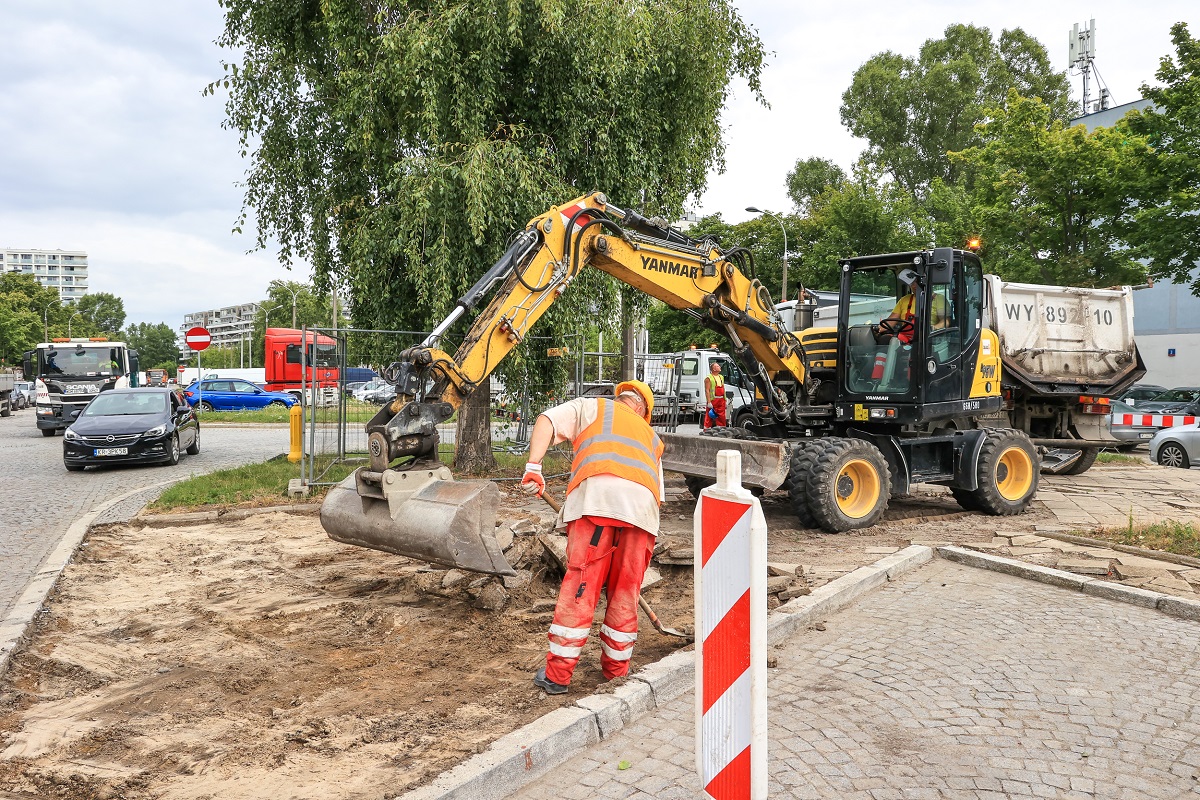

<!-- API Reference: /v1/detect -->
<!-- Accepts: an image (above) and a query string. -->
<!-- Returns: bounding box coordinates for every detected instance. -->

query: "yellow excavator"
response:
[321,192,1039,575]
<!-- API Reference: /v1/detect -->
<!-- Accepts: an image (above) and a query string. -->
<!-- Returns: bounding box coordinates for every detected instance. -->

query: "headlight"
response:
[64,428,81,441]
[144,424,167,437]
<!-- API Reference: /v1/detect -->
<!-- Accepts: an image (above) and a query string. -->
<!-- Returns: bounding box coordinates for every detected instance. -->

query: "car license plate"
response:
[1139,432,1154,439]
[94,447,129,456]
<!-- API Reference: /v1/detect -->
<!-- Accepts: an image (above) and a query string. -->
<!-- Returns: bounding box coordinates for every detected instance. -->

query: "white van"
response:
[655,348,755,426]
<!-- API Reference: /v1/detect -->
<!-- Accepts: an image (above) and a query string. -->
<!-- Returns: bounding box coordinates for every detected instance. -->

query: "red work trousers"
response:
[544,515,655,686]
[704,396,727,428]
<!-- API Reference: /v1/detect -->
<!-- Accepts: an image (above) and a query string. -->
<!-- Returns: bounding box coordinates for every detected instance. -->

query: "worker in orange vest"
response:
[521,380,664,695]
[703,361,727,428]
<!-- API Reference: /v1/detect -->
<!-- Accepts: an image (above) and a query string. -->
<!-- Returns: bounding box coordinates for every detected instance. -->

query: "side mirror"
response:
[69,409,81,420]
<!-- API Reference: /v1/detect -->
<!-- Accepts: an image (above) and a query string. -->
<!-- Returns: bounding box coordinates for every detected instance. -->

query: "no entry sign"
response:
[185,326,212,352]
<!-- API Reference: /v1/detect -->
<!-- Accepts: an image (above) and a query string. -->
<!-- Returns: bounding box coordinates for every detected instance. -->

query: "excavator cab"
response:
[836,248,1002,425]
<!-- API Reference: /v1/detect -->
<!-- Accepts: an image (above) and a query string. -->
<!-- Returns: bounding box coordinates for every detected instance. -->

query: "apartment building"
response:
[1,248,89,302]
[177,302,263,358]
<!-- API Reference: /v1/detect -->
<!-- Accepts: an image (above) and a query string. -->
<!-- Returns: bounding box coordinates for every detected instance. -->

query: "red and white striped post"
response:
[694,449,767,800]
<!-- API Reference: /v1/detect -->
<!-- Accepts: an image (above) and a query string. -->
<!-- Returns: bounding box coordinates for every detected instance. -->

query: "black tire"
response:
[735,411,756,431]
[685,475,713,499]
[164,434,180,466]
[186,429,200,455]
[198,401,214,413]
[0,401,10,417]
[950,487,984,512]
[42,428,56,437]
[269,400,287,408]
[804,438,891,532]
[64,461,84,472]
[784,440,825,529]
[1157,442,1190,469]
[1059,448,1099,476]
[961,429,1039,515]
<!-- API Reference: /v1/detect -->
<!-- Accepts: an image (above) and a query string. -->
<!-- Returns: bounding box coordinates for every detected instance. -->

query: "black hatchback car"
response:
[63,388,200,471]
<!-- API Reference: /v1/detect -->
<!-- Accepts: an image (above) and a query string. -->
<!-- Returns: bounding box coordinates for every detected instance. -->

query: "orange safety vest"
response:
[567,398,665,503]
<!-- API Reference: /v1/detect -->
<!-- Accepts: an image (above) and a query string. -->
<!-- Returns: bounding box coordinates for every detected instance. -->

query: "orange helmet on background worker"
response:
[614,379,654,423]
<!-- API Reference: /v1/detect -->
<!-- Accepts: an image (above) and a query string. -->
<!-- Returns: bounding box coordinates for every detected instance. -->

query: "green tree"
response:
[949,92,1151,287]
[124,322,181,371]
[796,166,932,291]
[74,292,126,336]
[786,157,846,213]
[213,0,765,469]
[1127,22,1200,293]
[0,273,67,363]
[840,23,1072,195]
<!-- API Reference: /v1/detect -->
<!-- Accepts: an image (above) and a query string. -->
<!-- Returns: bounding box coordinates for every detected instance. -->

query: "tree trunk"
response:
[454,375,496,474]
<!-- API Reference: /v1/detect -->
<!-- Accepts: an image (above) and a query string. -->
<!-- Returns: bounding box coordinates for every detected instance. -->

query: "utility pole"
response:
[747,206,789,302]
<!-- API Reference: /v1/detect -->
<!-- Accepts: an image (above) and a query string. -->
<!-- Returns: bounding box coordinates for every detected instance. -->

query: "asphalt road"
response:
[0,408,290,618]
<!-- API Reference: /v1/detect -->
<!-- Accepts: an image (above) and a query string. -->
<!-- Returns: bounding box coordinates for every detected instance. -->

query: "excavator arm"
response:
[323,191,801,577]
[364,191,807,471]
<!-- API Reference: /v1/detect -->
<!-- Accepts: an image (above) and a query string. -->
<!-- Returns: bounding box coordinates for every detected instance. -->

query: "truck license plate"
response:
[1139,433,1154,439]
[94,447,129,456]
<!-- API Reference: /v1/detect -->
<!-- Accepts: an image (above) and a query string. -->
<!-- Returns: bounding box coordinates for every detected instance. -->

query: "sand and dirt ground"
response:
[0,477,1046,800]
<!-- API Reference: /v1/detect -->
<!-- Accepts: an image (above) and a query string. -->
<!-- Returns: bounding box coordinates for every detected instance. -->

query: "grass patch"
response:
[147,443,572,512]
[148,456,354,512]
[197,400,381,424]
[1080,520,1200,560]
[1096,451,1146,466]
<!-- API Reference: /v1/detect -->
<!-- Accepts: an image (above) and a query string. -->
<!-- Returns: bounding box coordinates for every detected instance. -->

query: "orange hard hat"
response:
[614,379,654,423]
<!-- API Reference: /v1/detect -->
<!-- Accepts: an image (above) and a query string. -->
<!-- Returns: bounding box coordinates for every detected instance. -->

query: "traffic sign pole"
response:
[185,326,212,413]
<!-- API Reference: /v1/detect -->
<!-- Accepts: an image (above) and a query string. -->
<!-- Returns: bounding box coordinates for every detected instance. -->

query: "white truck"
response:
[649,348,757,426]
[779,276,1144,475]
[23,339,141,436]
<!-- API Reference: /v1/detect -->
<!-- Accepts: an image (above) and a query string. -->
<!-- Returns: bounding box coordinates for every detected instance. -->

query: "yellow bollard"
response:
[288,402,303,463]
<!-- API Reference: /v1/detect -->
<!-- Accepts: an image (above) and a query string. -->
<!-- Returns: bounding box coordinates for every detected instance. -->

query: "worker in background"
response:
[703,361,726,428]
[521,380,664,696]
[875,283,949,345]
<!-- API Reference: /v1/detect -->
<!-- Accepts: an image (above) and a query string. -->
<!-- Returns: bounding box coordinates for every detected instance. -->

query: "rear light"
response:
[1080,404,1110,414]
[1078,395,1111,406]
[185,391,194,397]
[1002,388,1015,410]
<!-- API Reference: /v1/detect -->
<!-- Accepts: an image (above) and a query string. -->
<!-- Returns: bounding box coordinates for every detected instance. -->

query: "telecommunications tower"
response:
[1069,19,1112,114]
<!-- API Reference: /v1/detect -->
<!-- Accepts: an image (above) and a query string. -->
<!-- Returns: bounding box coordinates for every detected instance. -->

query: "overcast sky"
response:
[0,2,1193,329]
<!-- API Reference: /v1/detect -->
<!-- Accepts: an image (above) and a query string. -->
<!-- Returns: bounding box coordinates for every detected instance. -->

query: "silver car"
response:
[1148,421,1200,469]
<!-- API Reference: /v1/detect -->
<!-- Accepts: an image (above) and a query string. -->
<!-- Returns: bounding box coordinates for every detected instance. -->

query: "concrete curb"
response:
[0,479,176,678]
[397,544,936,800]
[937,545,1200,622]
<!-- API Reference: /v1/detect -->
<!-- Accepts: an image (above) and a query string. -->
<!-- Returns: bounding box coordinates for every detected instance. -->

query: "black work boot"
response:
[533,667,568,695]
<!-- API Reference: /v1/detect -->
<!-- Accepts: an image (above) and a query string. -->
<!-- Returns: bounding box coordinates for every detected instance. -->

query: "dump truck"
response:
[320,192,1041,576]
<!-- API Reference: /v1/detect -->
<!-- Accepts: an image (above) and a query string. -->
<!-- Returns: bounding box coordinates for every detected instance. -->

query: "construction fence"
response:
[299,327,684,488]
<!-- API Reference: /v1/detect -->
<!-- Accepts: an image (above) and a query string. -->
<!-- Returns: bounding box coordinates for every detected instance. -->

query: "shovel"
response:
[538,490,692,641]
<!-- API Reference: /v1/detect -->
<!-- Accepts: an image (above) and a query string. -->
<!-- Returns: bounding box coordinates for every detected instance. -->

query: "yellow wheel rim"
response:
[996,446,1034,501]
[834,459,881,519]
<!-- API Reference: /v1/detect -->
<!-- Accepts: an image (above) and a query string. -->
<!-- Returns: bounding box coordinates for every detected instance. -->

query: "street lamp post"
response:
[282,284,300,329]
[746,206,789,303]
[68,311,82,337]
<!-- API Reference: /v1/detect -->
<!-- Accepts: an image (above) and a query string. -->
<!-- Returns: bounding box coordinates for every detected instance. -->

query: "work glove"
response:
[521,462,545,497]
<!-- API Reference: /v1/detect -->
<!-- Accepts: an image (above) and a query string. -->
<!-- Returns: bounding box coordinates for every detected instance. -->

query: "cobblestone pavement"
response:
[1039,464,1200,529]
[508,558,1200,799]
[0,413,288,617]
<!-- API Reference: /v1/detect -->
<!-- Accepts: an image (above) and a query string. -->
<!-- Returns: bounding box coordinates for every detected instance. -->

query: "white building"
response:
[178,302,263,359]
[1,248,89,302]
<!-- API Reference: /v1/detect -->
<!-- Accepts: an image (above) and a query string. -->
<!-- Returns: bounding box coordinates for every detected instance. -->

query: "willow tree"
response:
[212,0,764,469]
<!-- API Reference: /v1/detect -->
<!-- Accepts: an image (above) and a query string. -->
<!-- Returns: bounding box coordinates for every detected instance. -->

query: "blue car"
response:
[182,379,297,412]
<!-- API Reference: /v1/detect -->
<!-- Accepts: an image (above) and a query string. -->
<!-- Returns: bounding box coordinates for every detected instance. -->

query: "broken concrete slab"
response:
[1057,559,1112,577]
[767,562,802,577]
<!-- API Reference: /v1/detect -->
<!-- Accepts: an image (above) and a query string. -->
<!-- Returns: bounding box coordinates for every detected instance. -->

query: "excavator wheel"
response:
[783,440,824,529]
[804,438,891,532]
[958,428,1039,515]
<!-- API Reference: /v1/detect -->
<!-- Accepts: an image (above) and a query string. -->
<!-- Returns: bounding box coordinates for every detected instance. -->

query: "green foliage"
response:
[785,157,845,212]
[124,322,181,370]
[212,0,766,365]
[949,92,1151,287]
[74,292,126,336]
[796,166,933,291]
[840,23,1072,195]
[0,273,67,364]
[1127,22,1200,294]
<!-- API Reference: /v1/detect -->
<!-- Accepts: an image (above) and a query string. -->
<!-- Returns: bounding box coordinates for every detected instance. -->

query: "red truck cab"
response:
[263,328,339,404]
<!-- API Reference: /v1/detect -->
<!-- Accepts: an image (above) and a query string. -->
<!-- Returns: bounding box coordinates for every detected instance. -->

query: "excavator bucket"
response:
[660,433,791,490]
[320,466,516,577]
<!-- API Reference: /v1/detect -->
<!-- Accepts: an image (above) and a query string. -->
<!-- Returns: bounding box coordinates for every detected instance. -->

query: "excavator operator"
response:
[874,284,949,345]
[521,380,664,696]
